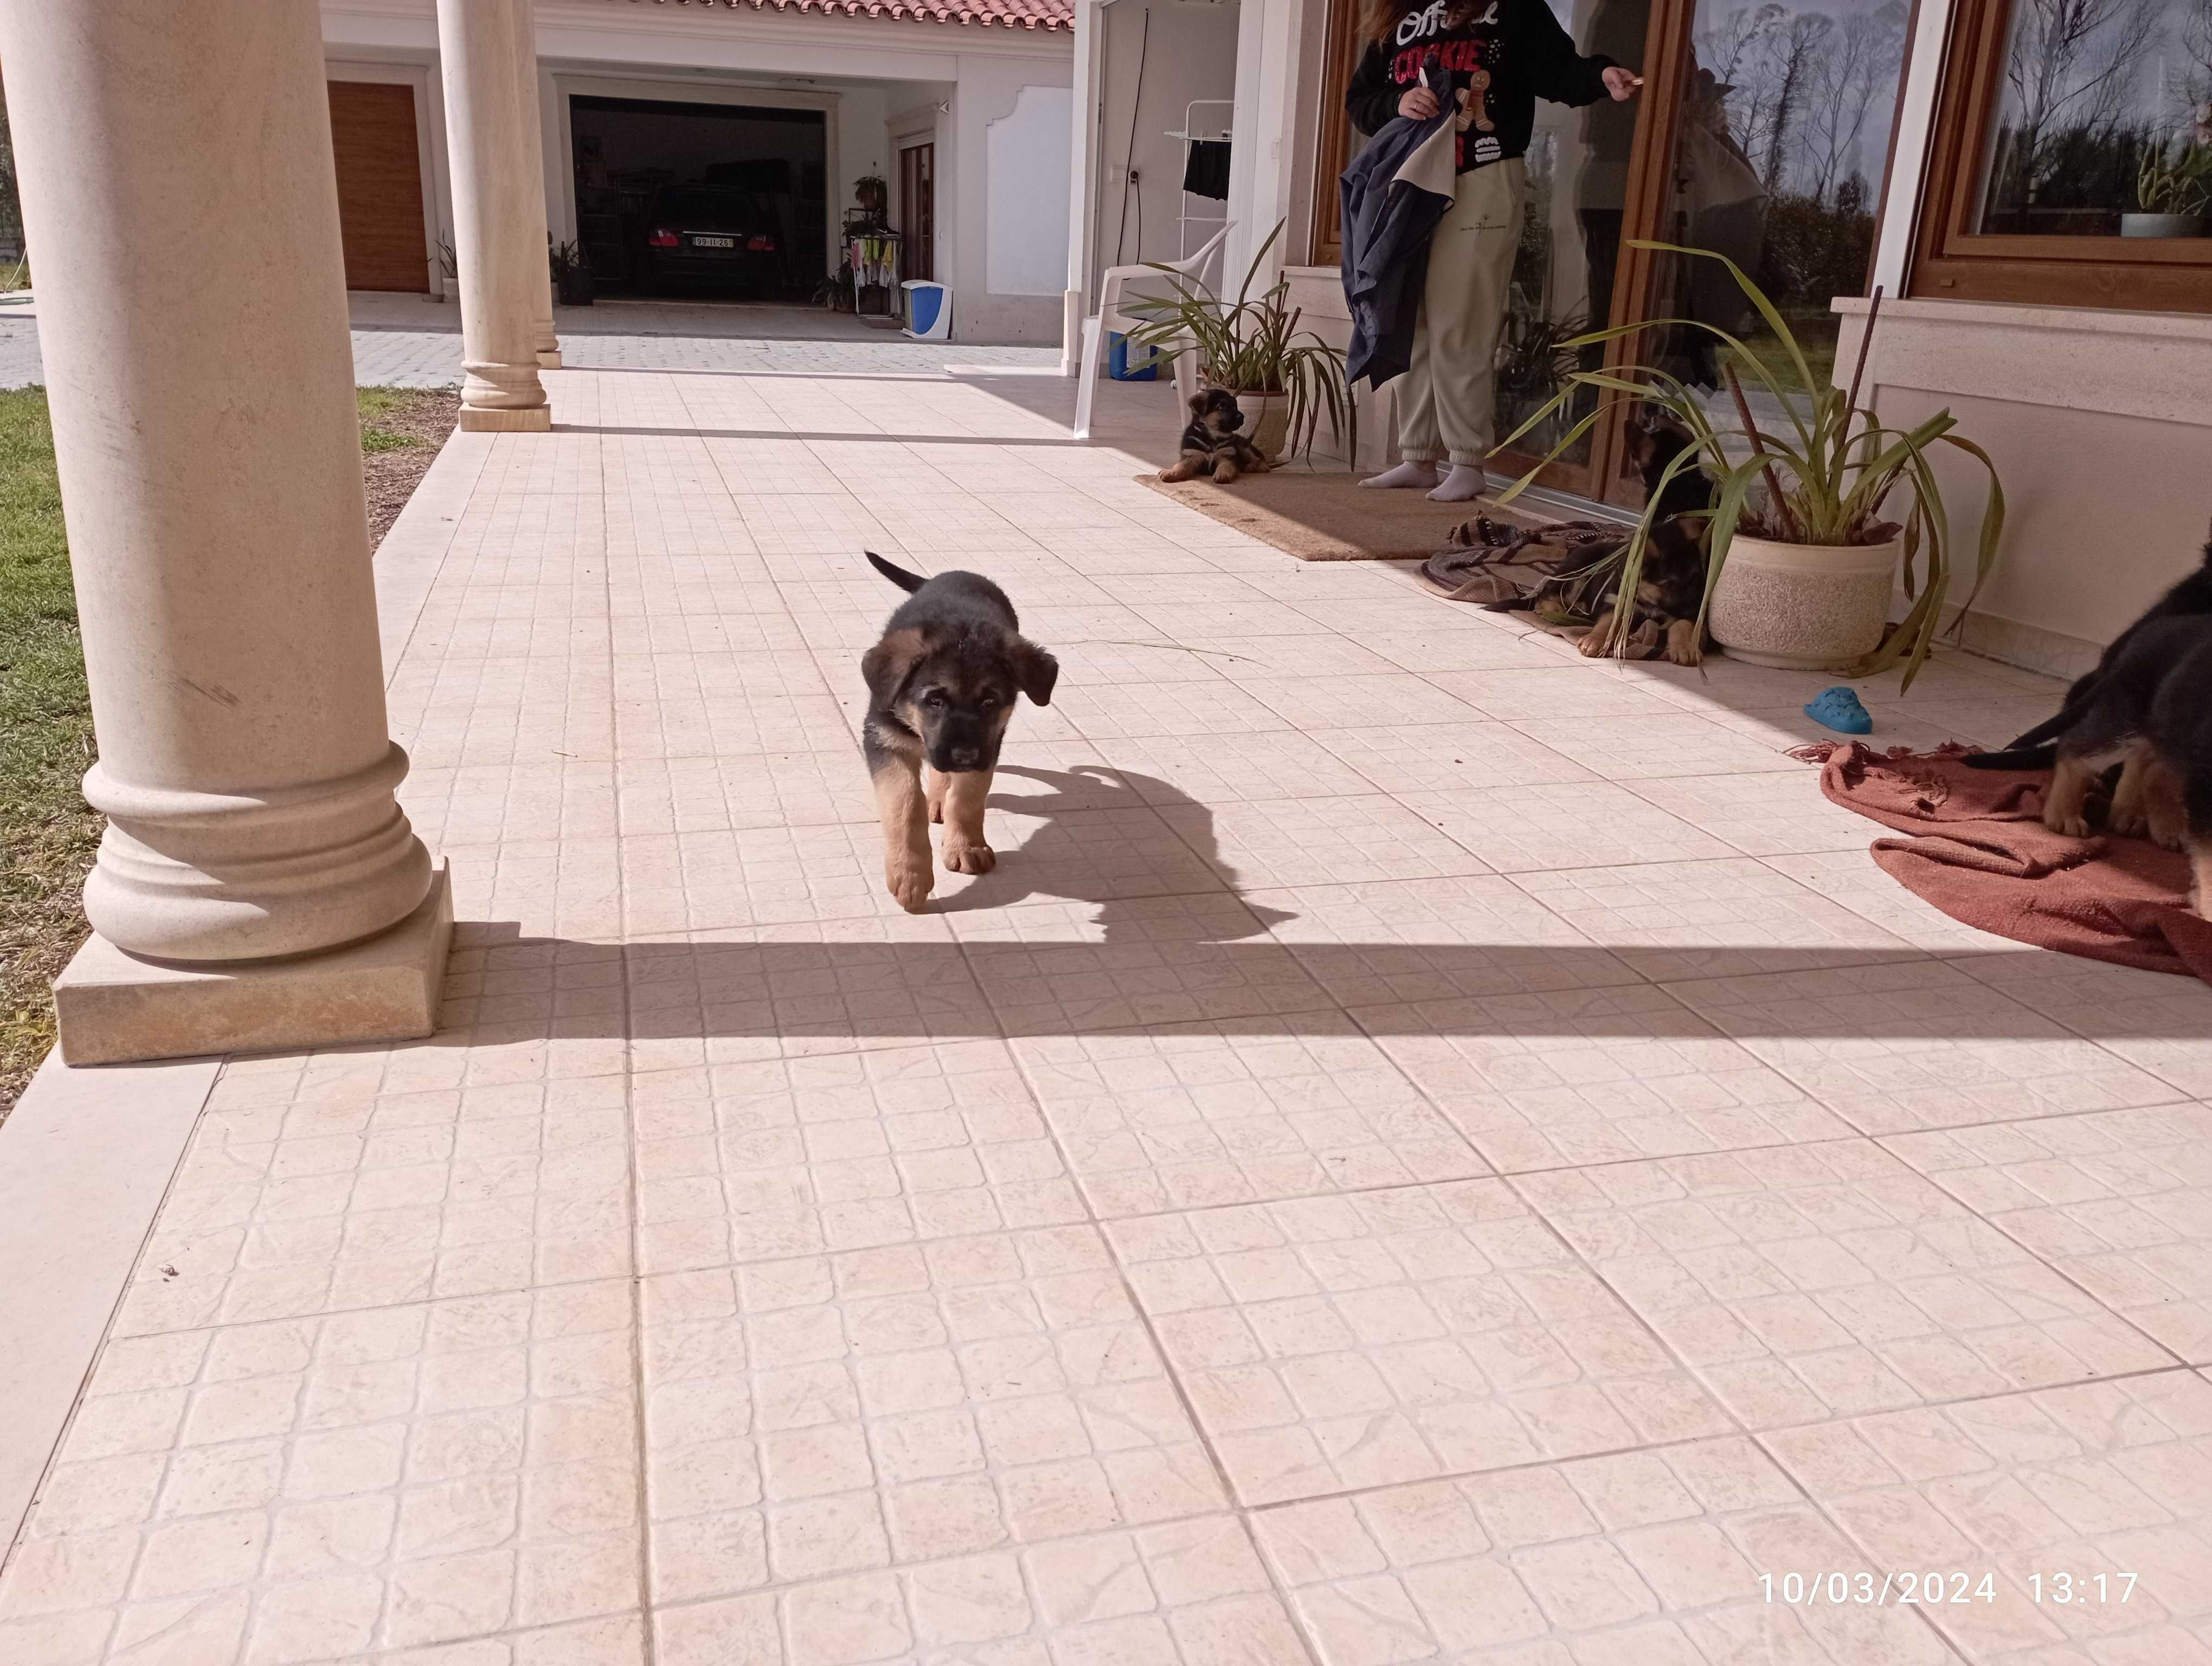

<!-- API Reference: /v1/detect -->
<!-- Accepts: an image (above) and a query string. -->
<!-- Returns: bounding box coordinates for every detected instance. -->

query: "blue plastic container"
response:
[901,280,952,341]
[1107,331,1160,381]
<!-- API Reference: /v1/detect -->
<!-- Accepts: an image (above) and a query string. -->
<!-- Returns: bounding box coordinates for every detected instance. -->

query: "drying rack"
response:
[1164,99,1232,264]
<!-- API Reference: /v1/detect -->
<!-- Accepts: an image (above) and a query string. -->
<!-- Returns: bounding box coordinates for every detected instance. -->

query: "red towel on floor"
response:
[1797,741,2212,982]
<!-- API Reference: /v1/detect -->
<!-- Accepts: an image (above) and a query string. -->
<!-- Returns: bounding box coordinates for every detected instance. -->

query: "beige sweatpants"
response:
[1397,158,1526,467]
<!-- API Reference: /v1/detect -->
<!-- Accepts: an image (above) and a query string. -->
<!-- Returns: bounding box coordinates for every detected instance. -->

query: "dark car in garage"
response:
[642,185,783,295]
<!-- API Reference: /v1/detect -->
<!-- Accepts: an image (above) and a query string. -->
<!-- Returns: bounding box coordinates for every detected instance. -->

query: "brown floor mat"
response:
[1137,469,1552,561]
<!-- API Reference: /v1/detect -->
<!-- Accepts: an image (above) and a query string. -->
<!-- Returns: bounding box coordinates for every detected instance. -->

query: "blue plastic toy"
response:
[1803,686,1872,734]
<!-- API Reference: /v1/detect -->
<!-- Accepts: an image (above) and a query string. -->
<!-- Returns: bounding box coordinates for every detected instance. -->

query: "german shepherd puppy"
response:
[1578,412,1713,665]
[2036,613,2212,914]
[1159,389,1271,485]
[1967,542,2212,771]
[860,552,1058,912]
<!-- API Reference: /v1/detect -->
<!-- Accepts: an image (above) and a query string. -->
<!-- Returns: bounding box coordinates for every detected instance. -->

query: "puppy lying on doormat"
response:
[1158,389,1272,485]
[860,552,1059,912]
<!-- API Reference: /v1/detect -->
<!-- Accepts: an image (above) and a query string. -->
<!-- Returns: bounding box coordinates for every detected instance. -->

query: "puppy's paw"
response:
[943,841,996,876]
[1577,630,1613,658]
[1662,619,1702,665]
[2109,803,2149,838]
[886,855,935,912]
[2043,806,2093,839]
[2147,814,2188,853]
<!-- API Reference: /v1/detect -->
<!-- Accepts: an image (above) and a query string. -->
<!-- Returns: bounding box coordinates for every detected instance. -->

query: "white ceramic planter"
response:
[1710,533,1904,669]
[2120,213,2205,238]
[1227,389,1289,458]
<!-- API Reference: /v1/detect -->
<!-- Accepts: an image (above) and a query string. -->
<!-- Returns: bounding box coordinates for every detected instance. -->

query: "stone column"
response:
[438,0,553,430]
[515,5,564,371]
[1,0,449,1064]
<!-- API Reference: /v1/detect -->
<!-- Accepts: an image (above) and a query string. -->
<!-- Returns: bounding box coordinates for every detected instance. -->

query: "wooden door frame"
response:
[1303,0,1701,503]
[1486,0,1697,504]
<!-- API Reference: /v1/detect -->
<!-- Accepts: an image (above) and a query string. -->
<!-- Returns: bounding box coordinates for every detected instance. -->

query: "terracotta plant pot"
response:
[1709,533,1904,669]
[1227,389,1289,458]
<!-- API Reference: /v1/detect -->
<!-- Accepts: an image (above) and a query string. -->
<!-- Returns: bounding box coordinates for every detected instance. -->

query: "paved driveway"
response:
[0,292,1058,389]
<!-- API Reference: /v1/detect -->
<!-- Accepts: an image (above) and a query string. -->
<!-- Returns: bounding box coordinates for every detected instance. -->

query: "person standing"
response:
[1347,0,1639,502]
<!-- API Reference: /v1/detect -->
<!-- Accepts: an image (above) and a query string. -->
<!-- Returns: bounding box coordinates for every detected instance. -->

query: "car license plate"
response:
[692,235,735,248]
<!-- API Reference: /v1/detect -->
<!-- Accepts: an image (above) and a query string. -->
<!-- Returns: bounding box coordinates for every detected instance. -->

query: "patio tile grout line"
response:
[584,399,666,1666]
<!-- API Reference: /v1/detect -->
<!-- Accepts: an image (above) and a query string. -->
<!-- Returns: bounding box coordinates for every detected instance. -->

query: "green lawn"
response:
[0,388,95,1113]
[0,387,447,1117]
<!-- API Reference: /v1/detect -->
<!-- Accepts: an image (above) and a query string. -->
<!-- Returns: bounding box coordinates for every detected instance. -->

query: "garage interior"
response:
[569,95,828,303]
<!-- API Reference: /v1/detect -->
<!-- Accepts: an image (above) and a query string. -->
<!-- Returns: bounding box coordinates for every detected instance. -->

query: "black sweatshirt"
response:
[1346,0,1615,174]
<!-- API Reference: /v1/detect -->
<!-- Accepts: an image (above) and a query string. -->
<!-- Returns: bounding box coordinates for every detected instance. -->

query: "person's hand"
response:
[1603,66,1644,101]
[1398,86,1441,119]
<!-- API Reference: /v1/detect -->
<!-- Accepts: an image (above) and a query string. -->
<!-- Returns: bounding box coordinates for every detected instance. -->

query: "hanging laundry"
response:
[1181,140,1232,201]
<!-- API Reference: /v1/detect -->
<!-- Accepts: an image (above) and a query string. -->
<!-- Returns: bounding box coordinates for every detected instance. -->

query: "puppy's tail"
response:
[1959,697,2094,768]
[865,550,928,593]
[1962,743,2058,771]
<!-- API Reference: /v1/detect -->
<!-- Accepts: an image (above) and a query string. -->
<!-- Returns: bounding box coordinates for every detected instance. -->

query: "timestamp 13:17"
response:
[2031,1573,2136,1604]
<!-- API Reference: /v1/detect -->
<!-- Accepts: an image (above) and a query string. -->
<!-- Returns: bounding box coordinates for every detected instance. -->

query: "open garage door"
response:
[570,96,827,303]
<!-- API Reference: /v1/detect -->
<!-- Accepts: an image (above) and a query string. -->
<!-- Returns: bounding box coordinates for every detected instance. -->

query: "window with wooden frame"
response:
[1908,0,2212,312]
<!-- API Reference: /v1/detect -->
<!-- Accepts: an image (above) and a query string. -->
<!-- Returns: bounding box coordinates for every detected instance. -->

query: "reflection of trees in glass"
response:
[1694,1,1907,203]
[1983,0,2163,222]
[1976,0,2212,229]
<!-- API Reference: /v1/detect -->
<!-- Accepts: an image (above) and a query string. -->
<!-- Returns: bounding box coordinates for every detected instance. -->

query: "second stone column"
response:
[439,0,552,431]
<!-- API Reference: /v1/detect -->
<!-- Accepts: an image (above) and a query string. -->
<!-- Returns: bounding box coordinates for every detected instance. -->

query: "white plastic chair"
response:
[1071,221,1234,441]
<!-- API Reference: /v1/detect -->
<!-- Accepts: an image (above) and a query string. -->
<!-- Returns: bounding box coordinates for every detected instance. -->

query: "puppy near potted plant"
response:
[1119,221,1353,466]
[1495,242,2006,687]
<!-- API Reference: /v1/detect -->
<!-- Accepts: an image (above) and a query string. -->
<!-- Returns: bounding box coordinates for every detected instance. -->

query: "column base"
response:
[53,865,454,1066]
[456,405,552,432]
[536,349,563,369]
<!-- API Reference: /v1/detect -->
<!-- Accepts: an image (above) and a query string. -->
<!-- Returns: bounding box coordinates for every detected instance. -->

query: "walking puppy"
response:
[860,552,1058,912]
[1159,389,1272,485]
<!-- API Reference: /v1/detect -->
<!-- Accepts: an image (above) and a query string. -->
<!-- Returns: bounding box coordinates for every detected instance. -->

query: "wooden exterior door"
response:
[327,81,429,293]
[898,143,935,283]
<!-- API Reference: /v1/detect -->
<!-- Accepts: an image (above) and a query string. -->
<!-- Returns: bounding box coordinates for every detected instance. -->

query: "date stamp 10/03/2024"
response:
[1760,1571,2139,1607]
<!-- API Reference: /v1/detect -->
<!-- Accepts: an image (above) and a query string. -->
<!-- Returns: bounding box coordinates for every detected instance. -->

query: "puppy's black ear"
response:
[863,627,928,709]
[1013,640,1059,707]
[1188,392,1210,416]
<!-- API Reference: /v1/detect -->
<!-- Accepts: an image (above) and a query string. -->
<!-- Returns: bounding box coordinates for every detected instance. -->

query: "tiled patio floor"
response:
[6,356,2212,1665]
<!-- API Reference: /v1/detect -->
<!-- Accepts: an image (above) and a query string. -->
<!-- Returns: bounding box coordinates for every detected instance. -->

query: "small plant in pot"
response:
[2124,131,2209,238]
[1496,241,2005,688]
[548,239,594,306]
[1120,222,1354,464]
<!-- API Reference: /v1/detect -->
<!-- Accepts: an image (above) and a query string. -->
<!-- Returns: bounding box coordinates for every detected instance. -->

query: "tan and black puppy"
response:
[860,552,1058,912]
[1158,389,1271,485]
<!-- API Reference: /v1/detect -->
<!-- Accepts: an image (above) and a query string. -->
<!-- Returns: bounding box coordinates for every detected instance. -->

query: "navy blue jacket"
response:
[1340,60,1459,391]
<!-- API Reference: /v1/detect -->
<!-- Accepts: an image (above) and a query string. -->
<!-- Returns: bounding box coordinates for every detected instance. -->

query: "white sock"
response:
[1360,460,1439,490]
[1426,464,1488,503]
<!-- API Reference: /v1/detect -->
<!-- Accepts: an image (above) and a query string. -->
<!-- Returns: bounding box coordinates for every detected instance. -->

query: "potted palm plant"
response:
[548,239,594,306]
[2124,133,2209,238]
[1496,241,2005,686]
[1120,222,1353,463]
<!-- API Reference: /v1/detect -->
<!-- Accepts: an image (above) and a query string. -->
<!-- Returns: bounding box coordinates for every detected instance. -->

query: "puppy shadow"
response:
[928,761,1297,943]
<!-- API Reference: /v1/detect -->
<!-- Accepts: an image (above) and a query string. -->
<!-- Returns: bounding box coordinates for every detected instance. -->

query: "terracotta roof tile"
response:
[609,0,1073,31]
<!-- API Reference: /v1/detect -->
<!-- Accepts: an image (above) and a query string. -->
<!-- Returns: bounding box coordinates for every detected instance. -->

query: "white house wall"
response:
[320,0,1071,342]
[1089,0,1242,291]
[951,54,1079,339]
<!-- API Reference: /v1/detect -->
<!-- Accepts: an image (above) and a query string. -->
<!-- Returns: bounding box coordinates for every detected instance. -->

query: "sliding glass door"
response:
[1310,0,1912,507]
